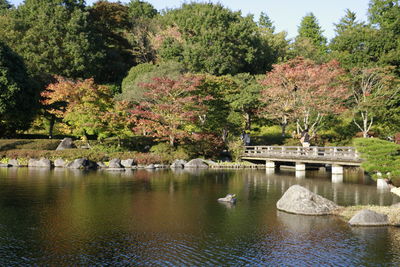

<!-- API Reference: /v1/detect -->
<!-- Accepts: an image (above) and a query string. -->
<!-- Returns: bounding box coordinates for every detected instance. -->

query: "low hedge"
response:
[353,138,400,183]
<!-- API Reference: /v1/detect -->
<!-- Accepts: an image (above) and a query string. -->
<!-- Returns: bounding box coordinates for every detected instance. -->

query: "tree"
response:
[118,61,186,103]
[258,11,275,31]
[227,73,262,131]
[131,75,209,146]
[0,0,12,11]
[88,0,133,84]
[0,41,38,136]
[351,67,399,137]
[334,9,360,34]
[41,77,114,139]
[0,0,102,84]
[158,3,272,75]
[292,13,327,61]
[128,0,158,19]
[259,58,350,138]
[297,13,327,48]
[369,0,400,34]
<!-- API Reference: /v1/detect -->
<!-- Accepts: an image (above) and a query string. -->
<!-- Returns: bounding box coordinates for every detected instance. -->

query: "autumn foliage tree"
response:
[41,77,114,139]
[131,75,209,146]
[260,58,350,138]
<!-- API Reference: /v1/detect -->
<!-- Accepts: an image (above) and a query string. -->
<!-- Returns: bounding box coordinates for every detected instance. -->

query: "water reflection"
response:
[0,168,399,265]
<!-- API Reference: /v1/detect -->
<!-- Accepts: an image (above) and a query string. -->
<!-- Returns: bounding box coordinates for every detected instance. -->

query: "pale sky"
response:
[9,0,371,40]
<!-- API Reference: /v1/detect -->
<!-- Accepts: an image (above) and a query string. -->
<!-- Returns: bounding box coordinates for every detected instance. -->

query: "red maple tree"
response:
[130,75,210,146]
[259,57,350,137]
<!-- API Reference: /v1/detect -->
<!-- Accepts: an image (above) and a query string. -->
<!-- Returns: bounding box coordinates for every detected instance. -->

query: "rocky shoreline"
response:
[0,157,216,170]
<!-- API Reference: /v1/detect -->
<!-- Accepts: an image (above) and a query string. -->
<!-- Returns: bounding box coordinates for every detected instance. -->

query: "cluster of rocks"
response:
[0,157,214,170]
[277,185,395,227]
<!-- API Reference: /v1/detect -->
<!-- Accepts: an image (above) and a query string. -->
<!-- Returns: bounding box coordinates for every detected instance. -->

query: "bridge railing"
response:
[243,146,360,160]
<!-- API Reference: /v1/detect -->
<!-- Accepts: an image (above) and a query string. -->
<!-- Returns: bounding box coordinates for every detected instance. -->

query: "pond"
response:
[0,167,399,265]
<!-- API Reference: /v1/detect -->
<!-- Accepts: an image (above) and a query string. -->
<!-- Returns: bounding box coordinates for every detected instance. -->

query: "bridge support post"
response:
[332,165,344,175]
[296,171,306,179]
[265,161,275,168]
[295,162,306,171]
[332,174,344,183]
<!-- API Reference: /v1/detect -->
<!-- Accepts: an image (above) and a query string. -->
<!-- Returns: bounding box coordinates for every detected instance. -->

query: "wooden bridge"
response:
[241,146,362,176]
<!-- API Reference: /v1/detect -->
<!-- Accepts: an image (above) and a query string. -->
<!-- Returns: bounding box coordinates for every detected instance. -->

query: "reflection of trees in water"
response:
[0,168,399,265]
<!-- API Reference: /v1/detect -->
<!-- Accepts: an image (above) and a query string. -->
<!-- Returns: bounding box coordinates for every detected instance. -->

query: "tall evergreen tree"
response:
[258,11,275,32]
[292,13,327,61]
[296,13,327,48]
[334,9,361,34]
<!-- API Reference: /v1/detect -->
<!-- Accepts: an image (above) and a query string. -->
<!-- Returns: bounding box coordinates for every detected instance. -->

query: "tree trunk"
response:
[48,115,55,139]
[169,136,175,147]
[244,113,251,131]
[281,115,288,137]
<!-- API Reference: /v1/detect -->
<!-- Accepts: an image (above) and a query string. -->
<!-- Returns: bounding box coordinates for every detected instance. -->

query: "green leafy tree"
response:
[158,3,272,75]
[88,0,133,84]
[334,9,360,34]
[118,61,186,103]
[227,73,263,131]
[292,13,327,61]
[258,11,275,31]
[0,0,102,83]
[0,0,12,11]
[0,42,38,136]
[128,0,158,19]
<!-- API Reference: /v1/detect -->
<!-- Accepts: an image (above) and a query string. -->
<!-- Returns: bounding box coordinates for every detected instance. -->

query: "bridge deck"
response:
[242,146,362,166]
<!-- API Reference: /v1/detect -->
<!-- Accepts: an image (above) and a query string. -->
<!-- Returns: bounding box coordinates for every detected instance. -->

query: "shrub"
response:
[353,138,400,183]
[227,137,244,162]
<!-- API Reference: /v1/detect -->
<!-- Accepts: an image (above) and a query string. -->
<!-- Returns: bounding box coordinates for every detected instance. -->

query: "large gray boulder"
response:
[56,138,75,150]
[170,159,187,168]
[121,159,135,168]
[277,185,339,215]
[349,209,389,226]
[67,158,97,169]
[54,158,66,167]
[28,158,51,168]
[184,158,209,168]
[108,158,123,168]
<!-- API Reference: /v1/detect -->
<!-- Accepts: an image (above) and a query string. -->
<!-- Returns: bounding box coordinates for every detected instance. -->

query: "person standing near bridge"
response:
[300,129,310,148]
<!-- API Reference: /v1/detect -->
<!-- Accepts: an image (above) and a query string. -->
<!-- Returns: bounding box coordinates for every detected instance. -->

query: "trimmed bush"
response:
[353,138,400,183]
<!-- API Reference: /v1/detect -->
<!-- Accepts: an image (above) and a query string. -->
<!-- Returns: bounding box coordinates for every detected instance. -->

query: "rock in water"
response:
[108,158,123,168]
[184,158,209,168]
[218,194,237,203]
[67,158,97,169]
[28,158,51,168]
[349,209,389,226]
[54,158,66,167]
[56,138,74,150]
[170,159,187,168]
[121,159,135,168]
[277,185,338,215]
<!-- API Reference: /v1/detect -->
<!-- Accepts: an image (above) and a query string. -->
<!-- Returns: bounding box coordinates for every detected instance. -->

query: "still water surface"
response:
[0,167,399,265]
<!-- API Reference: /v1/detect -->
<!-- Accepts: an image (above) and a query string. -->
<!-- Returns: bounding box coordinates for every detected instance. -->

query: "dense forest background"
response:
[0,0,399,155]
